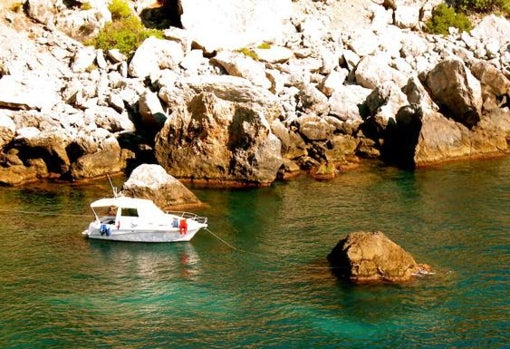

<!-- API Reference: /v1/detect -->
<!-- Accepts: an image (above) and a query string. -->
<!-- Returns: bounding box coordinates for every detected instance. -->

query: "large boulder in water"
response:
[327,231,431,283]
[120,164,202,210]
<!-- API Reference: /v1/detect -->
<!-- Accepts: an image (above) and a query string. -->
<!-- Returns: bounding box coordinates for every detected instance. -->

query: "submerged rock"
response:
[327,231,431,283]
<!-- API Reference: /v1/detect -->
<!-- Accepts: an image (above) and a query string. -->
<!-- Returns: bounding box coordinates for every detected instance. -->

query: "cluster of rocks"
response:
[0,0,509,186]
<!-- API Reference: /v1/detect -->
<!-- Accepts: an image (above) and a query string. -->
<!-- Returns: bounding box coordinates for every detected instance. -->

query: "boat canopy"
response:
[90,196,167,219]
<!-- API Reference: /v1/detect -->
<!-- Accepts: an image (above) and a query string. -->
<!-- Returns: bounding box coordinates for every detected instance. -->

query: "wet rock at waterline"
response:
[1,0,510,186]
[327,231,431,283]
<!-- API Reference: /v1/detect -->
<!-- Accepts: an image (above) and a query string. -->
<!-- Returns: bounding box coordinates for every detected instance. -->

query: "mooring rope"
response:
[205,228,267,258]
[0,208,336,270]
[204,227,336,270]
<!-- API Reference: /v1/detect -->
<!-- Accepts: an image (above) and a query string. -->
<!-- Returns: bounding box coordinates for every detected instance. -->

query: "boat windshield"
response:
[90,197,167,220]
[94,206,118,217]
[121,208,139,217]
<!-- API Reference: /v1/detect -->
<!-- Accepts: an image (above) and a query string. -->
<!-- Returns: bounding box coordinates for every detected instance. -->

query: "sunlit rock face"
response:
[179,0,292,52]
[121,164,202,210]
[328,231,431,283]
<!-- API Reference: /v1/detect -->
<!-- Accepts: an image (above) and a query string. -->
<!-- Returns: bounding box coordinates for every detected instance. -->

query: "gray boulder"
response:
[12,129,71,174]
[329,84,371,122]
[128,37,185,79]
[423,59,482,128]
[69,136,131,180]
[355,54,408,89]
[138,90,168,131]
[212,51,271,89]
[0,157,48,186]
[0,114,15,150]
[71,46,96,73]
[414,109,510,166]
[297,85,330,116]
[24,0,55,26]
[183,76,282,120]
[270,119,307,160]
[0,75,60,111]
[121,164,202,210]
[297,115,334,141]
[365,81,409,126]
[180,0,292,52]
[470,60,510,110]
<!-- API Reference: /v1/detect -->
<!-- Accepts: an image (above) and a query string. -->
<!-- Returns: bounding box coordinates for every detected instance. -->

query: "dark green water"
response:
[0,158,509,348]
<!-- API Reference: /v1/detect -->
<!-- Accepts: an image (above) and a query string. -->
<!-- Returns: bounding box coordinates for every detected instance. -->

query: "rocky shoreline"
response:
[0,0,509,187]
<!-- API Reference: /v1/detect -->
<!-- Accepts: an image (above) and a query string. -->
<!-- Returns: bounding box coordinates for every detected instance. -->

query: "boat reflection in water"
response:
[87,240,202,280]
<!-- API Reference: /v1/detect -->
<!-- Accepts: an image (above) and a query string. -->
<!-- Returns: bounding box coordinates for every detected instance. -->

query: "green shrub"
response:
[454,0,510,15]
[91,16,163,55]
[426,3,473,35]
[237,47,259,60]
[87,0,163,56]
[80,2,92,11]
[109,0,132,20]
[9,2,23,12]
[257,42,271,49]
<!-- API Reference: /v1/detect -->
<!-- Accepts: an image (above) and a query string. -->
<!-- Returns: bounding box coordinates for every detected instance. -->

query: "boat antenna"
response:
[107,174,118,197]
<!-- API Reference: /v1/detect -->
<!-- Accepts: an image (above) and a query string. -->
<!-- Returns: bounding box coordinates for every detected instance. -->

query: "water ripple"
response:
[1,157,509,348]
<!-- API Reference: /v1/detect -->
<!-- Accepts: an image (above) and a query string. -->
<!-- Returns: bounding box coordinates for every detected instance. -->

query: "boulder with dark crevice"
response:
[422,59,482,129]
[328,231,431,283]
[140,0,183,29]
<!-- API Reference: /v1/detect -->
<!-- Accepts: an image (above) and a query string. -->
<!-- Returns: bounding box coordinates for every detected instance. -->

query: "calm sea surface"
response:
[0,158,509,348]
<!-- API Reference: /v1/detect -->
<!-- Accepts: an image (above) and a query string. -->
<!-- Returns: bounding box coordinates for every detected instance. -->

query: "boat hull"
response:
[83,223,206,243]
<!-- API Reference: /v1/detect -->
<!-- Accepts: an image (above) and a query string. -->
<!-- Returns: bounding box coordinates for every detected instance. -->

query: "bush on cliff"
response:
[453,0,510,15]
[426,3,473,34]
[109,0,132,20]
[9,2,23,13]
[88,0,163,56]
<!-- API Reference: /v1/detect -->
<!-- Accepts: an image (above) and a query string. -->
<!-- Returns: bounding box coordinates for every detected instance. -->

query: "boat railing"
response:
[166,211,208,224]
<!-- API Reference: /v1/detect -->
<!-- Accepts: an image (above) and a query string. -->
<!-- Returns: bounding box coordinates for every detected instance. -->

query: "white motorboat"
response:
[82,196,208,242]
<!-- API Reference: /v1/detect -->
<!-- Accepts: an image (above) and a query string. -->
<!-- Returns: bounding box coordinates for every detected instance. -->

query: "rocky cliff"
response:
[0,0,509,186]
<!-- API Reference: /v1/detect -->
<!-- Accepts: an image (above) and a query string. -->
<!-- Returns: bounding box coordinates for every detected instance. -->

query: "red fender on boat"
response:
[179,219,188,235]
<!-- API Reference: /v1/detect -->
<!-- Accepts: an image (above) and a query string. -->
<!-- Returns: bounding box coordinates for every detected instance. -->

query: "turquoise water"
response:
[0,158,509,348]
